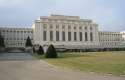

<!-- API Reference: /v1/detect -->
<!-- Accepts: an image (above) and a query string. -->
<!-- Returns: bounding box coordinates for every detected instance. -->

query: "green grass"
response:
[34,51,125,76]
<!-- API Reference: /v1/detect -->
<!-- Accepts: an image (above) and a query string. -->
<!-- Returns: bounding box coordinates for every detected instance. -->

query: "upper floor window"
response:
[50,24,53,29]
[79,26,82,30]
[62,25,65,29]
[74,26,76,30]
[90,27,93,30]
[85,26,87,30]
[56,24,59,29]
[43,24,47,29]
[68,25,71,29]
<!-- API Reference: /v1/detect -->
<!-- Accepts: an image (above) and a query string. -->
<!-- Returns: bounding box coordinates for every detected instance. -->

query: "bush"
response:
[33,46,36,53]
[37,46,44,55]
[25,36,32,47]
[45,44,58,58]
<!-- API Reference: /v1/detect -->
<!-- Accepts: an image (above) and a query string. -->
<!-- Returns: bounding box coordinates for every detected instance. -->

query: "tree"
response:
[45,44,58,58]
[33,46,36,53]
[0,35,5,47]
[25,36,32,47]
[37,46,44,55]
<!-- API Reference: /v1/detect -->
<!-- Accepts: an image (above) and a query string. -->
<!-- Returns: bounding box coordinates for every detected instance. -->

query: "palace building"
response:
[0,14,125,50]
[32,15,99,49]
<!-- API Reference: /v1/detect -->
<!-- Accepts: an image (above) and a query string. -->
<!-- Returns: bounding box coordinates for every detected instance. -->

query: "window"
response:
[79,32,82,41]
[62,31,65,41]
[74,32,77,41]
[85,32,88,41]
[90,32,93,41]
[90,27,92,30]
[56,31,59,41]
[50,24,53,29]
[68,25,71,29]
[68,32,71,41]
[50,31,53,41]
[74,26,76,30]
[56,24,59,29]
[43,31,46,41]
[24,31,26,33]
[85,27,87,30]
[62,25,65,29]
[43,24,47,29]
[79,26,82,29]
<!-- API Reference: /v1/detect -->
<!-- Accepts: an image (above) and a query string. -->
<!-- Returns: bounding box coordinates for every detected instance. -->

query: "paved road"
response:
[0,52,125,80]
[0,52,36,60]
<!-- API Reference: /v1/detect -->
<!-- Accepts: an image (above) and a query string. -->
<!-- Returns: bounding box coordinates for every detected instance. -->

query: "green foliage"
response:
[45,44,58,58]
[25,36,32,47]
[0,34,5,47]
[33,46,36,53]
[37,46,44,55]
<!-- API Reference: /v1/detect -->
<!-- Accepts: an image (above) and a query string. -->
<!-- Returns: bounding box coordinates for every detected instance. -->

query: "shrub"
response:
[33,46,36,53]
[25,36,32,47]
[0,35,5,47]
[37,46,44,55]
[45,44,58,58]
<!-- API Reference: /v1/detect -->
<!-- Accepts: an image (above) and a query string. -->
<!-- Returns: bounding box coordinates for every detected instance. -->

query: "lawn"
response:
[34,51,125,76]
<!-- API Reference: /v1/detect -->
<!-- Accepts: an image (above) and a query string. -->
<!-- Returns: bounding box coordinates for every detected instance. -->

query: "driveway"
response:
[0,52,36,60]
[0,53,125,80]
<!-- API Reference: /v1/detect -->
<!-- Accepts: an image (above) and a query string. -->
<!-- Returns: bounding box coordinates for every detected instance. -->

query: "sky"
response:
[0,0,125,31]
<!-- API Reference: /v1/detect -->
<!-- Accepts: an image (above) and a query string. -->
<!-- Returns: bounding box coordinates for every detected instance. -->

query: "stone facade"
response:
[32,15,99,49]
[0,27,33,48]
[99,31,125,48]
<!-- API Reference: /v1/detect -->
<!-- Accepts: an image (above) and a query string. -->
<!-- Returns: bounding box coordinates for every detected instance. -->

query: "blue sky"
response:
[0,0,125,31]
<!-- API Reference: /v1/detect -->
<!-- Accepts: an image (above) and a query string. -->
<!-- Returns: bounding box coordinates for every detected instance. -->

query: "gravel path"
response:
[0,53,125,80]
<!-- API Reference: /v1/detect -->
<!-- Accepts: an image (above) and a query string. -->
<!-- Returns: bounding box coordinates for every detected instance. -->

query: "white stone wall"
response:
[33,15,99,49]
[0,27,33,48]
[99,31,124,48]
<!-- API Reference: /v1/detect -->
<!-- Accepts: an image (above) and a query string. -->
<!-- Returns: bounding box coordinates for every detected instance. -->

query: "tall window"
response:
[85,32,88,41]
[74,32,77,41]
[79,32,82,41]
[43,31,46,41]
[62,31,65,41]
[56,31,59,41]
[68,32,71,41]
[50,31,53,41]
[90,32,93,41]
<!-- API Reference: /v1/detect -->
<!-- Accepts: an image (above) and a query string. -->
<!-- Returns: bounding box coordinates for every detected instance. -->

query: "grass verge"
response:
[33,51,125,76]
